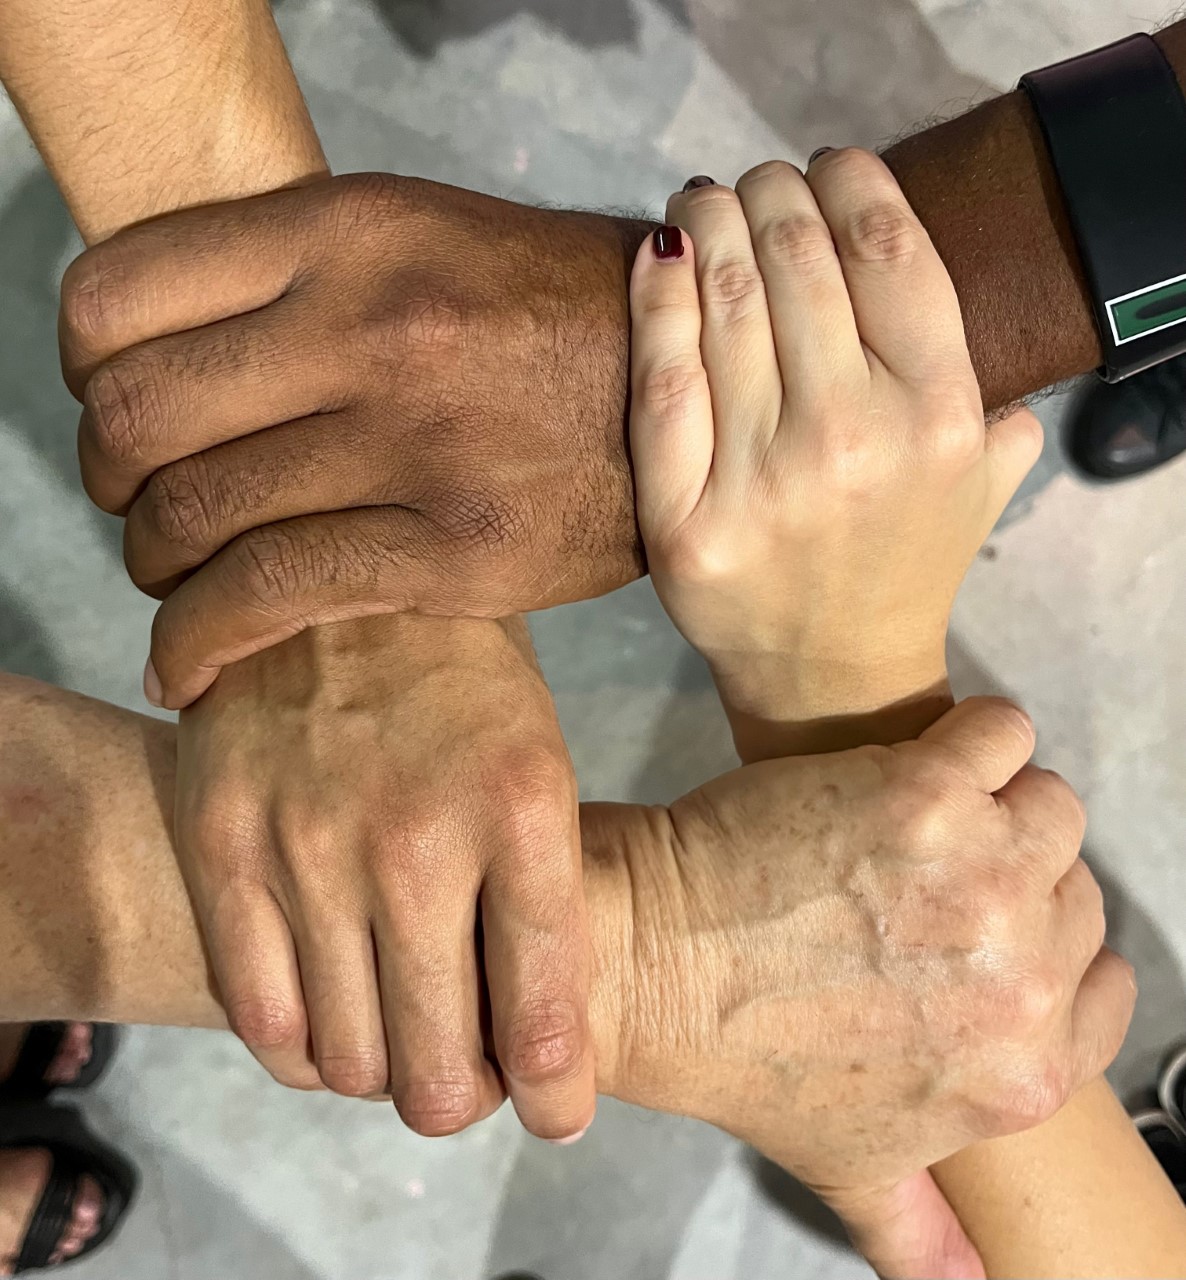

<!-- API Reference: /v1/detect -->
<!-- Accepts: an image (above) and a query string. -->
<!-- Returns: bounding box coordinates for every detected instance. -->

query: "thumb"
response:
[984,405,1044,516]
[823,1170,985,1280]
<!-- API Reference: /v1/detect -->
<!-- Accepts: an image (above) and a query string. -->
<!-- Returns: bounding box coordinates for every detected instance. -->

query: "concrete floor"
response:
[1,0,1185,1276]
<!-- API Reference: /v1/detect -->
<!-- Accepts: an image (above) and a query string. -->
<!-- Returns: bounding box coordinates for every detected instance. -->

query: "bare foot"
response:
[0,1148,103,1275]
[0,1025,94,1090]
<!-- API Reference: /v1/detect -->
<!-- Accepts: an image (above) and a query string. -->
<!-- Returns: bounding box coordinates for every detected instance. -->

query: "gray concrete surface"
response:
[1,0,1184,1276]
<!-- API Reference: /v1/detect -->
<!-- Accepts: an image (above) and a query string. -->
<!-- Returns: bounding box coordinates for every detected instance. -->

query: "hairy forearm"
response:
[0,0,327,241]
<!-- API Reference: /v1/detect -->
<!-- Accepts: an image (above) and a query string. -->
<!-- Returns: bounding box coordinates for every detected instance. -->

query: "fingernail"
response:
[808,147,836,165]
[143,657,164,708]
[652,226,685,260]
[682,174,716,192]
[547,1125,589,1146]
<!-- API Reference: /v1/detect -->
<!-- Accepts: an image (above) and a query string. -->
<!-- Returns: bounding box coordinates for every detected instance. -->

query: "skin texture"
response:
[0,674,1139,1279]
[630,153,1042,759]
[628,153,1186,1277]
[50,18,1186,703]
[0,0,597,1138]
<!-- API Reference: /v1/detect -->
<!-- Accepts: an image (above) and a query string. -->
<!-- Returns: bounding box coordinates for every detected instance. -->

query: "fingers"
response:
[1068,947,1137,1089]
[985,407,1045,515]
[201,883,322,1091]
[375,891,505,1137]
[78,302,344,515]
[664,181,782,471]
[996,764,1087,882]
[121,411,392,596]
[805,148,973,386]
[289,910,389,1099]
[481,791,595,1141]
[59,184,308,394]
[628,227,714,536]
[826,1171,986,1280]
[918,697,1037,794]
[144,508,471,708]
[733,159,865,406]
[1050,857,1107,981]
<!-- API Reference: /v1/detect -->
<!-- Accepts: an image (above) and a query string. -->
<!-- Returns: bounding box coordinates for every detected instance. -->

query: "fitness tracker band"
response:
[1021,34,1186,383]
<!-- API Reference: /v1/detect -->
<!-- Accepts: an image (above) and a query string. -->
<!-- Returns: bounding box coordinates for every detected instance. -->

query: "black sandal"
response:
[0,1104,137,1274]
[0,1025,119,1102]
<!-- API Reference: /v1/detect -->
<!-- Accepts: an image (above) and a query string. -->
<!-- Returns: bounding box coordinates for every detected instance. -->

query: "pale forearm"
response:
[0,0,327,243]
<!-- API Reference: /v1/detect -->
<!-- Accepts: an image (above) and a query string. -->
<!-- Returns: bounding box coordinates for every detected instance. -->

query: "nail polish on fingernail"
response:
[682,174,716,192]
[143,657,164,708]
[653,226,684,260]
[547,1125,589,1146]
[808,147,836,165]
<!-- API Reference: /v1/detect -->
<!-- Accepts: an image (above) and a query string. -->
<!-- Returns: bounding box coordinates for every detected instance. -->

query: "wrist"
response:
[709,645,952,762]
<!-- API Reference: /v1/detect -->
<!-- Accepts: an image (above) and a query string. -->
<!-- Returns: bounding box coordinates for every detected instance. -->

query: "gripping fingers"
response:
[1069,946,1137,1090]
[629,227,714,536]
[291,910,390,1099]
[376,892,504,1137]
[805,148,971,386]
[665,183,781,471]
[481,789,595,1141]
[734,159,864,406]
[204,883,321,1091]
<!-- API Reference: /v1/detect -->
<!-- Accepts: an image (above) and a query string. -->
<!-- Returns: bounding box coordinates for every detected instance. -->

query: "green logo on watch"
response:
[1108,274,1186,345]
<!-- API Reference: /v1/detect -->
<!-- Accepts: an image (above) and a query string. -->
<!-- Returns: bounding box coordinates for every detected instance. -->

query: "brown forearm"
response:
[885,23,1186,411]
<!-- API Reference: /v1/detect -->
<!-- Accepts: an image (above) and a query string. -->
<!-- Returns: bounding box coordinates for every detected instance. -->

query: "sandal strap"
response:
[15,1148,82,1272]
[4,1025,68,1097]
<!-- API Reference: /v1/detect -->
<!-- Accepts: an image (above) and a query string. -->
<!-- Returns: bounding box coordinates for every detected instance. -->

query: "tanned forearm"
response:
[0,0,327,238]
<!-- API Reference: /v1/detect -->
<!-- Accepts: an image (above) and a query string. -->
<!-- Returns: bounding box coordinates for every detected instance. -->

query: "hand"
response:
[175,615,596,1141]
[58,173,654,708]
[601,698,1134,1278]
[628,154,1044,753]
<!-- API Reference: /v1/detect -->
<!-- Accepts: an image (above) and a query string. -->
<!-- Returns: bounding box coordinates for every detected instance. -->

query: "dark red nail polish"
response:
[682,175,716,192]
[808,147,836,165]
[653,226,684,260]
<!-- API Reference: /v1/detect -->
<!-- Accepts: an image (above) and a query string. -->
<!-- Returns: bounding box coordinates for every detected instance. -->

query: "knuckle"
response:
[317,1048,389,1099]
[921,412,984,469]
[991,969,1062,1034]
[637,359,710,421]
[327,171,406,235]
[230,526,328,609]
[997,1060,1068,1134]
[681,183,741,215]
[757,212,836,273]
[699,259,765,315]
[396,1075,483,1137]
[501,1002,585,1086]
[738,158,800,189]
[894,779,956,854]
[83,356,164,469]
[427,486,529,558]
[60,244,131,346]
[843,200,922,265]
[491,748,577,853]
[226,994,305,1053]
[135,457,219,564]
[976,698,1037,760]
[350,265,469,362]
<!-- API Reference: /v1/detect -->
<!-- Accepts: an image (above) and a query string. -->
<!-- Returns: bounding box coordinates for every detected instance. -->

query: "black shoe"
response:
[1067,354,1186,479]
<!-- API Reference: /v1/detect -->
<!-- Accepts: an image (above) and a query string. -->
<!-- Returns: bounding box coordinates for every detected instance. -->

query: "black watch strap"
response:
[1021,34,1186,383]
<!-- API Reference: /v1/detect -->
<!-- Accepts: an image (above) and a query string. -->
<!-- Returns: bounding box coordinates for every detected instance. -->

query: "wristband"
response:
[1021,34,1186,382]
